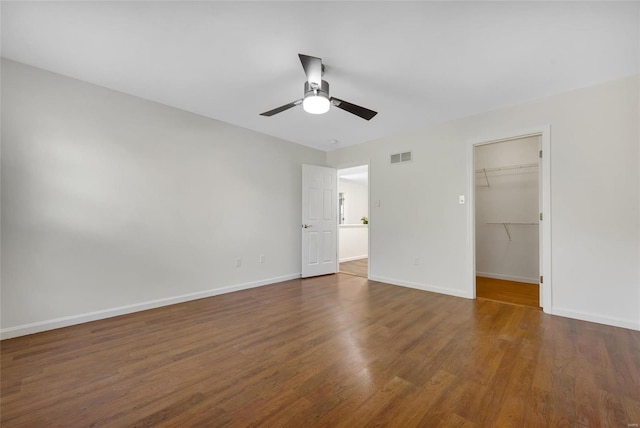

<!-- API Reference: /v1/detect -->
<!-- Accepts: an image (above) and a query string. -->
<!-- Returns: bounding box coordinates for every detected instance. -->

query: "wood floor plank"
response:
[2,274,639,427]
[476,276,540,308]
[339,258,368,278]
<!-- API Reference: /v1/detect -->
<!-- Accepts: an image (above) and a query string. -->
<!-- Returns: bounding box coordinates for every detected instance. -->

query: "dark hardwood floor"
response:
[2,274,639,427]
[476,276,540,308]
[339,258,368,278]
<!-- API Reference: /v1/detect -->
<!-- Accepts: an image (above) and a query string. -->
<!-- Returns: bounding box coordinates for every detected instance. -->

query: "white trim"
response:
[552,307,640,332]
[339,224,368,228]
[538,126,552,311]
[476,272,538,284]
[0,273,301,340]
[367,162,371,280]
[370,275,474,299]
[339,255,368,263]
[467,125,552,312]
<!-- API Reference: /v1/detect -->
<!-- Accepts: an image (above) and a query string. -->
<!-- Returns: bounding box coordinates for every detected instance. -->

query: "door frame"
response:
[467,126,552,312]
[335,161,371,279]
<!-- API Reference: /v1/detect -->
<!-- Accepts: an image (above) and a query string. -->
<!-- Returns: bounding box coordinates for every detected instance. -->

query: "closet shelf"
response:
[475,162,538,187]
[485,222,539,241]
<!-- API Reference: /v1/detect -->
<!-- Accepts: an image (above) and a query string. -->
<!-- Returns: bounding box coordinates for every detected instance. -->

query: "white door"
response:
[302,164,337,278]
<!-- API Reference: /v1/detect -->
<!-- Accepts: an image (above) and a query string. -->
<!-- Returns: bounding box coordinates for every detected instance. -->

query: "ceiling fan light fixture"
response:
[302,93,330,114]
[260,55,377,120]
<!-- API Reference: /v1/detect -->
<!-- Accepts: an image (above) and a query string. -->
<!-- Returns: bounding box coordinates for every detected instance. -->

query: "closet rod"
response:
[475,162,538,174]
[485,222,539,225]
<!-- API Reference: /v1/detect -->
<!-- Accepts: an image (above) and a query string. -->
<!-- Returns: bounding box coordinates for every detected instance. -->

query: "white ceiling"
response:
[339,165,368,186]
[2,2,639,151]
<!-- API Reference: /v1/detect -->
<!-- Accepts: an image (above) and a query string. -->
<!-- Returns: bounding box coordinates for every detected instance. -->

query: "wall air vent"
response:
[390,151,412,164]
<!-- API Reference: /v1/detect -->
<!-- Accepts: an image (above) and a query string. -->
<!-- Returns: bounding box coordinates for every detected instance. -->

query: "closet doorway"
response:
[474,136,541,308]
[337,165,369,278]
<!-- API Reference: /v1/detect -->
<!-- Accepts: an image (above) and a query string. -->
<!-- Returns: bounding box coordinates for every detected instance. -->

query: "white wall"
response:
[2,59,638,336]
[339,179,368,225]
[339,225,368,262]
[338,173,369,262]
[475,137,540,283]
[338,176,369,262]
[328,74,640,330]
[0,60,326,338]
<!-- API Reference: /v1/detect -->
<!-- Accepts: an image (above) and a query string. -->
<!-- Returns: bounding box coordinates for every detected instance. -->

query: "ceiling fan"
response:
[260,54,378,121]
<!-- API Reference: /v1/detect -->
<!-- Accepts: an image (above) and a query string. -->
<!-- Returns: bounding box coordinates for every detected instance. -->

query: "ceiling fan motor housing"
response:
[304,80,330,98]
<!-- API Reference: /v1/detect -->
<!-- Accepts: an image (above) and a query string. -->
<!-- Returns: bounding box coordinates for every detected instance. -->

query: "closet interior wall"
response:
[475,136,540,284]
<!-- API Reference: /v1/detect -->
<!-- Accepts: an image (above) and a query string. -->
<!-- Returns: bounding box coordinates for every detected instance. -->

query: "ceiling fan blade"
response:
[259,100,302,117]
[330,97,378,121]
[298,54,322,87]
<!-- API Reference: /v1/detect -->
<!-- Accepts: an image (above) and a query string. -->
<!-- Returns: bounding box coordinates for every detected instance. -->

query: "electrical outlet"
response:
[459,195,465,204]
[235,258,241,268]
[260,255,265,264]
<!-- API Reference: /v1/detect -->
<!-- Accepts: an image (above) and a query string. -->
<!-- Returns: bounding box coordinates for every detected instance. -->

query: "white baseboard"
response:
[0,273,301,340]
[551,307,640,332]
[6,274,637,340]
[369,275,473,299]
[339,255,368,263]
[370,276,639,331]
[476,272,538,284]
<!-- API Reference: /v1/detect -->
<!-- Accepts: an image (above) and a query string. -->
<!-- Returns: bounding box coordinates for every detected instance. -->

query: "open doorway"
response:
[474,136,540,308]
[337,165,369,278]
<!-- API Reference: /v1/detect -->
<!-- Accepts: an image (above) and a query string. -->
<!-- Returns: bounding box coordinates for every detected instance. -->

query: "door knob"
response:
[302,224,312,229]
